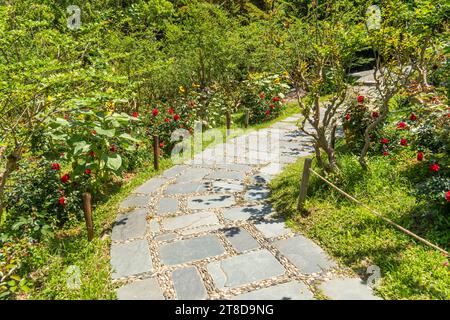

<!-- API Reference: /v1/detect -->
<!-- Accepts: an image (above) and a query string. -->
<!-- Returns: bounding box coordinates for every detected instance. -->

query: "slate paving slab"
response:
[119,194,150,209]
[260,163,285,176]
[112,208,147,241]
[162,211,219,231]
[319,278,381,300]
[250,173,273,185]
[159,235,225,265]
[212,181,244,193]
[274,235,337,274]
[176,168,211,182]
[133,178,167,194]
[157,198,179,215]
[187,194,235,210]
[166,182,209,195]
[244,186,271,202]
[206,170,245,181]
[224,228,259,253]
[223,205,273,221]
[117,278,165,300]
[215,163,253,173]
[232,281,314,300]
[111,240,152,279]
[207,250,285,289]
[254,219,291,238]
[172,267,208,300]
[162,165,187,178]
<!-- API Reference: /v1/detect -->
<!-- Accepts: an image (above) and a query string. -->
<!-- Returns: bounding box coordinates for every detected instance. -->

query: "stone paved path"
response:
[110,114,381,300]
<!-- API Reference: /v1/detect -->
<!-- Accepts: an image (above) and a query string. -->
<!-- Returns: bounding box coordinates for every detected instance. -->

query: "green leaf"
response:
[73,141,91,155]
[119,133,140,143]
[105,153,122,171]
[94,127,115,137]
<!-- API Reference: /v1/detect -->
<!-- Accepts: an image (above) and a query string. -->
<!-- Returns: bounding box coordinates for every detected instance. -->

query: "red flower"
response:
[357,95,364,104]
[110,144,117,152]
[51,163,61,171]
[91,130,97,136]
[265,110,271,116]
[89,151,96,158]
[409,113,417,121]
[159,142,164,148]
[58,196,66,206]
[417,151,424,161]
[383,151,389,156]
[64,114,69,120]
[259,92,265,99]
[397,121,407,129]
[173,114,180,121]
[132,111,139,118]
[152,108,159,117]
[400,138,408,146]
[345,113,351,121]
[372,111,379,118]
[445,190,450,202]
[85,168,92,175]
[164,117,170,123]
[168,108,175,115]
[269,104,275,109]
[61,174,70,183]
[380,138,389,145]
[60,153,65,158]
[272,96,280,102]
[429,163,440,172]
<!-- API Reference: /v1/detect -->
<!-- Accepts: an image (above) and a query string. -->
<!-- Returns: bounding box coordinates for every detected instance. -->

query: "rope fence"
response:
[296,158,449,256]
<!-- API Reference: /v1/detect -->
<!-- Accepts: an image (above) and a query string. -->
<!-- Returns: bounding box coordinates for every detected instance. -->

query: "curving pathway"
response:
[110,114,381,300]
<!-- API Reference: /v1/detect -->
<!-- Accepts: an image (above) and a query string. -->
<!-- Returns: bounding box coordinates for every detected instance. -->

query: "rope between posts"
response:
[309,168,449,257]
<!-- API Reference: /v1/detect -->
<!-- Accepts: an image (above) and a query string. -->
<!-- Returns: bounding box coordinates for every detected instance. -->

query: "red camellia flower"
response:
[60,153,65,158]
[132,111,139,118]
[64,114,69,120]
[272,96,280,102]
[110,144,117,152]
[259,92,265,99]
[51,163,61,171]
[85,168,92,175]
[400,138,408,146]
[265,110,271,116]
[445,190,450,202]
[91,130,97,136]
[345,113,351,121]
[159,142,164,148]
[58,196,66,206]
[429,163,440,172]
[269,104,275,109]
[61,174,70,183]
[152,108,159,117]
[89,151,96,158]
[173,114,180,121]
[409,113,417,121]
[397,121,407,129]
[372,111,379,118]
[417,151,424,161]
[168,108,175,115]
[357,95,364,104]
[380,138,389,144]
[383,151,389,156]
[164,117,170,123]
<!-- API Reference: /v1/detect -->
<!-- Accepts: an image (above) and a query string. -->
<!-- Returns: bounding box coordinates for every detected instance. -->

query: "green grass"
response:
[25,103,302,300]
[270,154,450,300]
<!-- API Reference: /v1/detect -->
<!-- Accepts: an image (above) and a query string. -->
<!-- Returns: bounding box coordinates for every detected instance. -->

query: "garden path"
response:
[110,112,381,300]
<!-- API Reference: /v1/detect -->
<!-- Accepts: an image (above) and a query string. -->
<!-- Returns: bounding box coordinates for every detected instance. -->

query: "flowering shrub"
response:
[242,74,290,124]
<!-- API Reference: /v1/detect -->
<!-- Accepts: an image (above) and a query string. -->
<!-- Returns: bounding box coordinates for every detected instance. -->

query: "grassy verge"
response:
[25,103,301,299]
[270,154,449,300]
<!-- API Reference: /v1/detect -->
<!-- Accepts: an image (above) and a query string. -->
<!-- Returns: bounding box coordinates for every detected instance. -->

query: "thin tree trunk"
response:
[0,149,21,222]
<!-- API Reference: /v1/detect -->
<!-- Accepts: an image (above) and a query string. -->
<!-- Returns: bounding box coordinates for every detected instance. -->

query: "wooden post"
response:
[244,109,250,129]
[296,158,312,215]
[82,192,94,241]
[226,111,231,133]
[153,134,159,171]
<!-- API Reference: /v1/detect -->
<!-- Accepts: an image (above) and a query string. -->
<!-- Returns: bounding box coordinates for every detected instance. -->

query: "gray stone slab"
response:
[176,167,211,182]
[224,228,259,253]
[207,249,285,289]
[159,235,225,265]
[163,165,188,178]
[244,186,271,201]
[223,205,273,221]
[187,194,235,210]
[180,224,223,236]
[133,178,166,194]
[172,267,207,300]
[111,240,152,279]
[212,181,244,193]
[215,163,253,173]
[232,281,314,300]
[250,173,273,185]
[163,211,219,231]
[206,169,245,181]
[150,219,160,233]
[319,278,382,300]
[260,163,285,176]
[117,278,165,300]
[112,209,147,241]
[119,194,150,209]
[155,233,178,242]
[166,182,209,195]
[254,219,291,238]
[273,235,337,274]
[157,198,179,215]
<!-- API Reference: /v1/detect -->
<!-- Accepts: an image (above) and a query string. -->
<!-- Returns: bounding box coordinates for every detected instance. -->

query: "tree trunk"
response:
[0,149,21,222]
